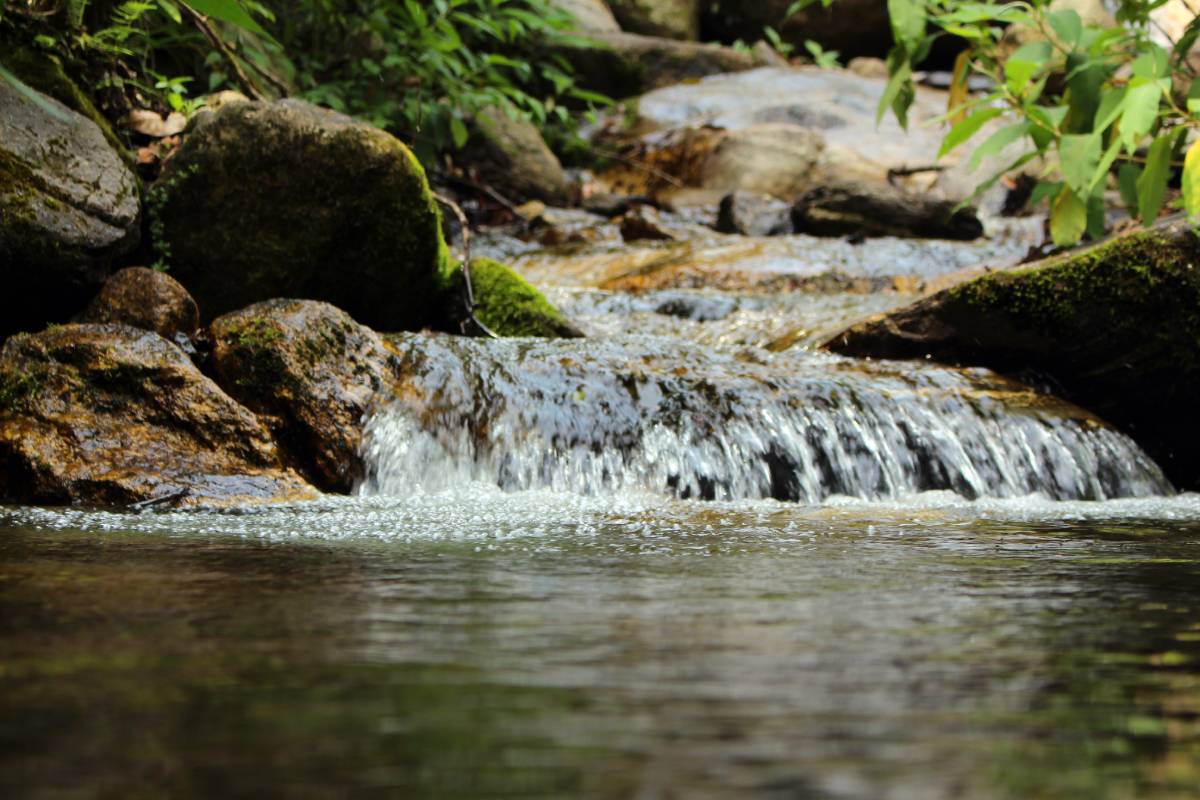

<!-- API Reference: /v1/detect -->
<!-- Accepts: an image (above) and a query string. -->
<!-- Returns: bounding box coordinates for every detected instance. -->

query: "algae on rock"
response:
[451,259,584,338]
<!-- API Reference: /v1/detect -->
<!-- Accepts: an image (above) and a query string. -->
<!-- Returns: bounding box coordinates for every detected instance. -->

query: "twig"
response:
[239,51,291,97]
[432,192,500,339]
[128,489,190,512]
[181,4,266,101]
[441,173,520,214]
[887,164,947,187]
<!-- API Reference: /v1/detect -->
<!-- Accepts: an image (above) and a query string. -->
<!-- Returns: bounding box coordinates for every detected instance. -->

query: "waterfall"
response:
[357,334,1171,503]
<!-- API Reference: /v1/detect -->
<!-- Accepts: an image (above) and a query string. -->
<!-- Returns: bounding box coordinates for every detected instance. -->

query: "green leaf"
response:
[1059,133,1101,194]
[1050,186,1088,246]
[1048,9,1082,47]
[183,0,268,37]
[1086,189,1107,240]
[1005,41,1051,94]
[1030,180,1063,207]
[1064,53,1105,133]
[877,47,914,128]
[449,115,469,149]
[968,121,1029,172]
[1092,87,1126,133]
[1118,163,1142,211]
[157,0,182,24]
[1120,79,1163,152]
[1183,139,1200,217]
[888,0,926,51]
[1131,45,1169,80]
[938,107,1002,158]
[1136,130,1180,225]
[1088,134,1123,194]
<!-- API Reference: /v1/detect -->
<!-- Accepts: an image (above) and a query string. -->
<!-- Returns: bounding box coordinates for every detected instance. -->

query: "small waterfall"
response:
[358,334,1171,503]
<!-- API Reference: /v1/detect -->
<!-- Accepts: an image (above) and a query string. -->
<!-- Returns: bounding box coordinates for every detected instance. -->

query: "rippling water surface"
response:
[4,492,1200,799]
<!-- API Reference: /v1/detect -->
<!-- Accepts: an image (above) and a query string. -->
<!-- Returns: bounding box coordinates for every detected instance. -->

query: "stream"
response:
[4,226,1200,798]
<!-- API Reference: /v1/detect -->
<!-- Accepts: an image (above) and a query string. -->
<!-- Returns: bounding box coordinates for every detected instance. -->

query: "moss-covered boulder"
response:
[0,73,140,341]
[450,259,584,338]
[460,106,572,205]
[0,324,317,508]
[608,0,700,40]
[824,219,1200,490]
[150,99,452,330]
[80,266,199,340]
[210,299,399,492]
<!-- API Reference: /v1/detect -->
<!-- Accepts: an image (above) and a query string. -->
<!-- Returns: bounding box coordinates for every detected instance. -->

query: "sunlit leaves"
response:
[1136,130,1182,225]
[1050,185,1087,247]
[1184,139,1200,218]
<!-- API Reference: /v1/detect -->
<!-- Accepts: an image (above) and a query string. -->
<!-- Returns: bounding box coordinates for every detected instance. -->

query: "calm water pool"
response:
[3,491,1200,798]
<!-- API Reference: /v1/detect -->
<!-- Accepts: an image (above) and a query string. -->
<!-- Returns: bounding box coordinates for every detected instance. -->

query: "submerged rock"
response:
[0,73,140,341]
[607,0,700,40]
[825,219,1200,490]
[80,267,200,340]
[460,106,572,205]
[448,259,585,338]
[0,324,316,507]
[150,99,451,330]
[210,300,398,493]
[792,181,983,240]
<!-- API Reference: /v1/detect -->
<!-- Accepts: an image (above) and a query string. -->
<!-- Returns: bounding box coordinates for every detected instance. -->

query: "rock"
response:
[0,324,317,507]
[716,191,793,236]
[0,73,140,342]
[449,259,584,338]
[824,219,1200,490]
[620,205,676,241]
[551,0,621,32]
[607,0,700,40]
[597,123,824,205]
[553,31,757,98]
[149,99,452,330]
[80,267,200,339]
[460,106,572,205]
[792,181,983,240]
[210,299,398,492]
[702,0,892,60]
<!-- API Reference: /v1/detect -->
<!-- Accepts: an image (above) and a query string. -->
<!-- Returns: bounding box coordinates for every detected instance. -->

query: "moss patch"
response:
[450,258,582,338]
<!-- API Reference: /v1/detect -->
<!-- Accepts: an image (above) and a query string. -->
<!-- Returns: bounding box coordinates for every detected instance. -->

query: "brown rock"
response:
[620,206,677,241]
[0,324,316,508]
[210,299,398,493]
[80,267,200,339]
[792,181,983,240]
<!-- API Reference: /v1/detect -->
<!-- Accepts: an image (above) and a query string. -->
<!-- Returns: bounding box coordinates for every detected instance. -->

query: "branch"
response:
[181,4,266,101]
[432,192,500,339]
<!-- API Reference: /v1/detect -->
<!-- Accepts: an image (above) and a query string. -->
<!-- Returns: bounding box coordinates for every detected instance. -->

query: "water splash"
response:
[358,334,1171,504]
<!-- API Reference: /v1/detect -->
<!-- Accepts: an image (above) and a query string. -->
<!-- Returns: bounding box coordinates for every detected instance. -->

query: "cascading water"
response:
[358,333,1171,503]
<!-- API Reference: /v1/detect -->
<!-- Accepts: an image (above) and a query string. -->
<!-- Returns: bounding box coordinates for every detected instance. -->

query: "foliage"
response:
[881,0,1200,246]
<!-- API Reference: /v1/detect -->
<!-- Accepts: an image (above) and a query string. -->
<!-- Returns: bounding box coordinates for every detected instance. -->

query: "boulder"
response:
[0,324,317,507]
[824,219,1200,490]
[460,106,572,205]
[80,267,200,340]
[620,205,676,241]
[0,74,140,341]
[210,300,398,492]
[449,259,585,338]
[607,0,700,40]
[149,99,452,330]
[792,181,983,240]
[702,0,892,60]
[551,0,621,32]
[716,191,793,236]
[554,31,758,98]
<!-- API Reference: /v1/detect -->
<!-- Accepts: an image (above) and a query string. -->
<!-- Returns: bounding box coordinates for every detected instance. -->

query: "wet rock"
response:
[80,267,200,339]
[620,205,677,242]
[210,300,398,493]
[608,0,699,40]
[792,181,983,241]
[0,324,316,507]
[552,0,621,31]
[0,71,140,341]
[448,259,584,338]
[716,191,793,237]
[553,31,757,98]
[702,0,892,60]
[460,106,572,205]
[824,218,1200,490]
[149,99,451,330]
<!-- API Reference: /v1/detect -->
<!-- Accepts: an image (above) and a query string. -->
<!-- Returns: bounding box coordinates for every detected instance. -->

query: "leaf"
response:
[947,49,971,125]
[1086,189,1107,240]
[183,0,268,37]
[1064,53,1105,133]
[1092,87,1126,134]
[939,106,1002,158]
[888,0,926,51]
[449,115,469,149]
[1048,9,1082,47]
[1183,138,1200,217]
[968,121,1029,172]
[1050,186,1088,246]
[1136,130,1180,225]
[1005,41,1051,94]
[1059,133,1101,194]
[1174,15,1200,65]
[877,47,914,128]
[1088,134,1123,194]
[1030,180,1062,207]
[1120,79,1163,152]
[1118,163,1142,211]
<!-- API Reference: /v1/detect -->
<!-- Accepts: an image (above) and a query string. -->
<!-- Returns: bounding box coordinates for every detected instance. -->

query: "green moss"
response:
[0,46,127,160]
[0,367,44,413]
[450,258,581,338]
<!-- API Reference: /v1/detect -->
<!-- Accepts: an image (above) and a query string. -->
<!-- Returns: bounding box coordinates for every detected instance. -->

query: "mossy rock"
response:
[149,99,452,330]
[608,0,700,40]
[450,258,583,338]
[825,218,1200,490]
[460,105,572,205]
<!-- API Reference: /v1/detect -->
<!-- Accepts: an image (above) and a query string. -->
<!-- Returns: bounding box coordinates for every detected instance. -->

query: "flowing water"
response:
[4,228,1200,798]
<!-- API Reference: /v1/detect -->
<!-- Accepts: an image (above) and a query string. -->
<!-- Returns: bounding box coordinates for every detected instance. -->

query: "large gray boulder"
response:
[0,75,140,340]
[149,99,453,330]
